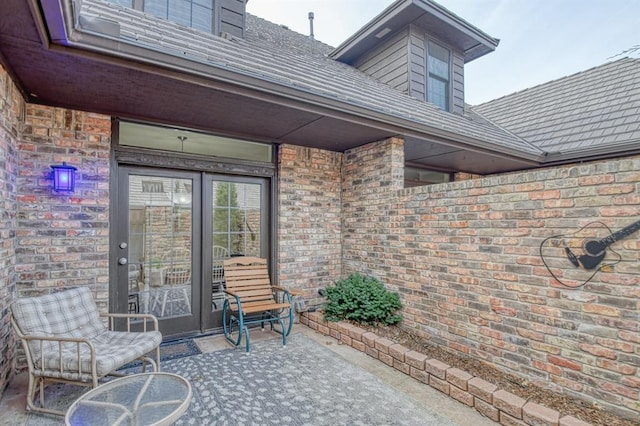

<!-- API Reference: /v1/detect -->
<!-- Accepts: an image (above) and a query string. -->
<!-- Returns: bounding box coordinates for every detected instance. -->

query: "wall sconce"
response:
[51,162,77,192]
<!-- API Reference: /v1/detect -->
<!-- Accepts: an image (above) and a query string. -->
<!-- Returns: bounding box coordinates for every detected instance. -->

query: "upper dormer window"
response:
[105,0,246,39]
[427,40,451,111]
[144,0,214,33]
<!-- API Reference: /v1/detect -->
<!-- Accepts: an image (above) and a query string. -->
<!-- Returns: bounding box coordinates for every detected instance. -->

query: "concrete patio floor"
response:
[0,325,496,425]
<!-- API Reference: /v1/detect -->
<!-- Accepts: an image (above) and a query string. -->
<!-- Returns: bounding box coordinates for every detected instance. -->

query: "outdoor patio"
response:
[0,325,496,426]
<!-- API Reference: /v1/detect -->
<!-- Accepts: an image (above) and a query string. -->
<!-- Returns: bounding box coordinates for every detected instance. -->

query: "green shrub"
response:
[322,273,402,326]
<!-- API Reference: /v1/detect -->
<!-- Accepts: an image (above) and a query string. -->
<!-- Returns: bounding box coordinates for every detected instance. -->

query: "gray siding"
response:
[408,25,426,101]
[407,25,465,114]
[219,0,246,39]
[452,51,464,114]
[354,28,409,94]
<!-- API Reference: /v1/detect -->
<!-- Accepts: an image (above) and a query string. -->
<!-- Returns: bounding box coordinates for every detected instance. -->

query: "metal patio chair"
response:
[150,248,192,317]
[10,287,161,416]
[212,245,229,310]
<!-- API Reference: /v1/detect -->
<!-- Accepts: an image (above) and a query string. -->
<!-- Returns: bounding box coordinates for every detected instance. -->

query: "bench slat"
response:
[228,302,290,315]
[226,279,271,288]
[231,289,274,301]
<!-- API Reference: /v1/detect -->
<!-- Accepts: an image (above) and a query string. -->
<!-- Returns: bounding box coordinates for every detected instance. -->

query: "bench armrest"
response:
[20,333,95,346]
[102,313,159,332]
[18,333,97,375]
[272,286,304,297]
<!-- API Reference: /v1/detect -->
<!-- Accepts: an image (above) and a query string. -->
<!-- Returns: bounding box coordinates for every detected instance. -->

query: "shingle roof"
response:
[472,58,640,156]
[244,15,334,57]
[80,0,544,160]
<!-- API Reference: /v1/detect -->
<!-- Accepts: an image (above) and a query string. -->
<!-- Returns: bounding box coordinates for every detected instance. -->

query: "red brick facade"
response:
[277,144,343,309]
[0,64,20,398]
[17,105,111,299]
[335,139,640,420]
[277,140,640,420]
[0,64,111,396]
[0,62,638,420]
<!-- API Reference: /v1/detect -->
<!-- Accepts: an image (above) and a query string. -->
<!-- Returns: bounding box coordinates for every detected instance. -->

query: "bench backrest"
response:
[10,287,106,359]
[223,257,274,307]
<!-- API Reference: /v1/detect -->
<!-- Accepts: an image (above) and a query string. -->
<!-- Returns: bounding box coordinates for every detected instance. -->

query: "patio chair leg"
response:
[279,318,287,347]
[285,307,295,336]
[25,375,67,417]
[244,325,250,353]
[181,287,191,312]
[151,289,170,317]
[223,299,244,348]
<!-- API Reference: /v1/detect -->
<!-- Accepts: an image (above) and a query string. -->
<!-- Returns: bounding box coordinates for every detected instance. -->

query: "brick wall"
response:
[0,65,20,397]
[16,105,111,306]
[277,145,343,308]
[0,62,636,418]
[342,137,405,287]
[0,69,110,399]
[341,138,640,420]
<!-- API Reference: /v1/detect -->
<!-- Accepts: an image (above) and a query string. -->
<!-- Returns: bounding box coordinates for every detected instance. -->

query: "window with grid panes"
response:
[106,0,214,33]
[427,40,451,111]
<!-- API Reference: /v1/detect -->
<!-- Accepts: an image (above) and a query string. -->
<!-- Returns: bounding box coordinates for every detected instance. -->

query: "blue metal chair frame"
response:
[222,289,294,352]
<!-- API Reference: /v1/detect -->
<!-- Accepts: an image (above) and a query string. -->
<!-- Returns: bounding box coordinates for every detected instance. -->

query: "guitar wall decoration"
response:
[539,219,640,288]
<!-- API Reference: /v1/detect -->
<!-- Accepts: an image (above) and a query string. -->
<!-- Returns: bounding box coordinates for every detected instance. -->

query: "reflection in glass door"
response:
[117,167,268,336]
[129,175,194,318]
[210,181,263,314]
[212,181,262,257]
[119,168,201,336]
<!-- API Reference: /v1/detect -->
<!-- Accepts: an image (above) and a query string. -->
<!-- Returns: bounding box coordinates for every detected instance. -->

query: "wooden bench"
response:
[222,256,301,352]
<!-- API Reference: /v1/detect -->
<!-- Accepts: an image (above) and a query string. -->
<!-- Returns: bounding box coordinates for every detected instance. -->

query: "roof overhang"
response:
[0,0,540,176]
[330,0,499,64]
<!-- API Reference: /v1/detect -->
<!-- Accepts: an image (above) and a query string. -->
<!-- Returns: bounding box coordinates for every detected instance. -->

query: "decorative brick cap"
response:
[523,401,560,425]
[493,389,527,419]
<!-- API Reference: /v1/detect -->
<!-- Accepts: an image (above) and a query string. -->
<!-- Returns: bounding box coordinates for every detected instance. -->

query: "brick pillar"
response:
[0,64,22,400]
[16,104,111,306]
[277,144,342,308]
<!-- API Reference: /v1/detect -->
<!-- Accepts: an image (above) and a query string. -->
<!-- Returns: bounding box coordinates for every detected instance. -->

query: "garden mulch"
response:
[364,324,639,426]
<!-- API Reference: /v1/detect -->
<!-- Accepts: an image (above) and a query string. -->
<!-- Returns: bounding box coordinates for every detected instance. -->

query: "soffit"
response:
[404,137,535,174]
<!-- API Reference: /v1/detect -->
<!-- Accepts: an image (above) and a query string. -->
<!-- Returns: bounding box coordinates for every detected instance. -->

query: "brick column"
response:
[16,105,111,307]
[278,144,343,307]
[0,63,21,402]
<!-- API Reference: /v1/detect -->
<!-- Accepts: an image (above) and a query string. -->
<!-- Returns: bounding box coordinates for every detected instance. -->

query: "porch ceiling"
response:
[0,0,537,175]
[0,19,395,150]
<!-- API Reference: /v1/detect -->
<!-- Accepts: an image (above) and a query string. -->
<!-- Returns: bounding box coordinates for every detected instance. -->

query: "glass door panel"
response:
[117,167,267,336]
[204,177,268,330]
[212,181,262,257]
[129,175,194,319]
[118,167,201,337]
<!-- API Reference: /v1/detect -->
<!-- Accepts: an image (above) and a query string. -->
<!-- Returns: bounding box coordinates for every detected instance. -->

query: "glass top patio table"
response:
[65,373,192,426]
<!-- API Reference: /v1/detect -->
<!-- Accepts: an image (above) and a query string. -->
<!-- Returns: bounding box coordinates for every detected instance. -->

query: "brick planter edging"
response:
[301,312,593,426]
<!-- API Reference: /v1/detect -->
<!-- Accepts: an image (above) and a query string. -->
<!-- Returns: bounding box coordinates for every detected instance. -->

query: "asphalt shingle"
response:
[81,1,639,162]
[473,58,640,154]
[81,0,543,159]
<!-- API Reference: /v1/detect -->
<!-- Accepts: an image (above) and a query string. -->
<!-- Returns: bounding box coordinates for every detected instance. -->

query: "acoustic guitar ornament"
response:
[539,219,640,288]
